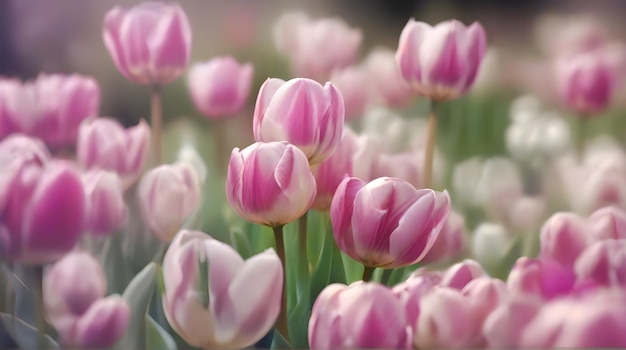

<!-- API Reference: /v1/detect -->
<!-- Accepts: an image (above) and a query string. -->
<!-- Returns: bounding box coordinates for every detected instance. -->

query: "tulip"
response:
[575,239,626,286]
[187,56,254,118]
[392,269,441,332]
[373,152,421,188]
[162,230,282,350]
[82,170,127,236]
[420,209,467,264]
[44,251,129,348]
[0,74,100,149]
[350,134,381,182]
[439,259,487,290]
[556,50,615,115]
[137,162,201,242]
[329,65,369,120]
[540,212,591,267]
[274,12,362,81]
[226,141,317,227]
[395,19,487,100]
[364,48,414,108]
[330,176,450,268]
[482,294,543,348]
[507,195,548,232]
[252,78,345,166]
[507,257,575,299]
[103,2,192,85]
[308,282,410,349]
[471,222,511,271]
[1,160,85,264]
[588,205,626,240]
[461,277,508,320]
[76,117,150,189]
[311,128,358,211]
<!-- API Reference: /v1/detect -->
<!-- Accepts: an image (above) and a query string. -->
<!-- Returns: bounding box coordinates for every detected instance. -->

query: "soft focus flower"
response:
[329,65,369,120]
[0,74,100,149]
[507,257,576,299]
[162,230,282,350]
[588,206,626,240]
[308,282,410,349]
[574,239,626,286]
[439,259,487,290]
[556,50,615,115]
[138,161,201,242]
[471,222,512,270]
[187,56,254,118]
[274,12,362,81]
[364,47,414,108]
[540,212,591,267]
[82,170,127,236]
[226,141,316,227]
[76,117,150,189]
[507,196,548,232]
[44,251,129,348]
[1,159,85,264]
[392,269,442,332]
[252,78,345,165]
[372,152,421,189]
[395,19,487,100]
[482,294,543,348]
[420,209,467,264]
[103,2,192,85]
[330,176,451,268]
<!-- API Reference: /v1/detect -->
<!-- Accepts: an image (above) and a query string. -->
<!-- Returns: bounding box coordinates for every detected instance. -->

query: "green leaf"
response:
[385,267,408,287]
[0,313,59,350]
[271,328,293,349]
[287,289,311,349]
[115,262,158,350]
[309,221,345,309]
[229,227,252,259]
[146,315,177,350]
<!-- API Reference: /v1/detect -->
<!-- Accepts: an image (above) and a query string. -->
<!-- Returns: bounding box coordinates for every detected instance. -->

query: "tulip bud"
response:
[1,160,85,264]
[102,2,192,85]
[420,209,467,264]
[226,141,316,227]
[72,295,130,348]
[138,162,201,242]
[329,65,369,120]
[540,212,591,267]
[82,170,127,236]
[588,205,626,240]
[439,259,487,290]
[252,78,345,165]
[507,256,576,299]
[396,19,487,100]
[461,277,508,320]
[77,117,150,189]
[330,176,451,268]
[575,239,626,286]
[364,47,414,108]
[187,56,254,118]
[392,269,441,332]
[482,294,543,348]
[162,230,283,349]
[471,222,512,271]
[309,282,410,349]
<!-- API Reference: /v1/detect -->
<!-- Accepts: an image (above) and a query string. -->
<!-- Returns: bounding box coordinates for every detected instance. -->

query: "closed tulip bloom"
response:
[187,56,254,118]
[588,206,626,240]
[373,152,421,188]
[420,209,467,264]
[507,257,576,300]
[439,259,487,290]
[103,2,192,85]
[483,294,543,348]
[396,19,487,101]
[138,162,201,242]
[44,251,129,348]
[82,170,127,236]
[226,142,317,227]
[330,176,450,268]
[162,230,282,350]
[392,269,441,332]
[557,50,614,115]
[540,212,591,268]
[575,239,626,286]
[1,160,85,264]
[308,282,410,349]
[329,65,369,120]
[77,117,150,189]
[461,277,508,320]
[364,47,414,108]
[252,78,345,166]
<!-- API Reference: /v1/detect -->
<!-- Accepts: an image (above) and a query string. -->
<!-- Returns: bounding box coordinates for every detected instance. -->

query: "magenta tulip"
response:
[540,212,591,267]
[82,170,127,236]
[439,259,487,290]
[330,176,450,268]
[483,294,543,348]
[252,78,345,166]
[588,206,626,240]
[507,256,576,300]
[420,209,467,264]
[226,141,317,227]
[575,239,626,286]
[396,19,487,100]
[392,269,441,333]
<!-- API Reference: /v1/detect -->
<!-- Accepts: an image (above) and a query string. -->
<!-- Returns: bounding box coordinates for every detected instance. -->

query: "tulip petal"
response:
[253,78,285,141]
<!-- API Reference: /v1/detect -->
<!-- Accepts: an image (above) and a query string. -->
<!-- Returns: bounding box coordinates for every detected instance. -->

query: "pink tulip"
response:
[575,239,626,286]
[44,251,129,348]
[439,259,487,290]
[162,230,282,349]
[364,48,414,108]
[540,212,591,267]
[0,74,100,149]
[103,2,192,85]
[311,128,358,211]
[138,162,201,242]
[420,209,467,264]
[373,152,421,188]
[226,141,316,227]
[330,176,450,268]
[82,170,127,236]
[274,12,362,81]
[309,282,410,349]
[187,56,254,118]
[588,206,626,240]
[252,78,345,166]
[483,294,543,348]
[507,257,576,300]
[461,277,508,318]
[329,65,369,120]
[392,269,441,332]
[396,19,487,100]
[76,117,150,189]
[1,160,85,264]
[556,50,615,115]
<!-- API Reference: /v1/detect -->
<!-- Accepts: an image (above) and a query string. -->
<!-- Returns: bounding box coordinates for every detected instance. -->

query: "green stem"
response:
[211,118,227,175]
[151,85,163,163]
[362,266,376,282]
[379,268,393,286]
[272,225,290,342]
[33,266,46,349]
[423,100,440,189]
[576,116,587,163]
[298,211,309,270]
